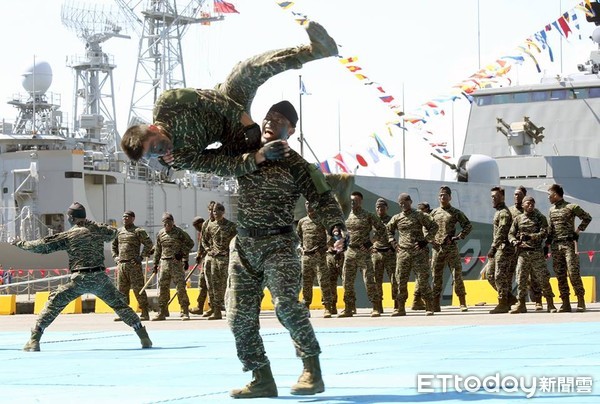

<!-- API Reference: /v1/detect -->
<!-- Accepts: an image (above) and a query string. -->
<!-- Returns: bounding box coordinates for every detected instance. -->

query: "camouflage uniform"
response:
[297,215,331,309]
[220,149,345,372]
[371,213,397,307]
[489,203,515,301]
[342,207,386,310]
[548,199,592,299]
[154,225,195,311]
[155,45,321,172]
[508,210,554,301]
[15,220,142,329]
[325,237,344,312]
[387,210,438,308]
[195,218,213,311]
[111,224,154,312]
[430,205,472,299]
[510,205,542,302]
[203,217,237,313]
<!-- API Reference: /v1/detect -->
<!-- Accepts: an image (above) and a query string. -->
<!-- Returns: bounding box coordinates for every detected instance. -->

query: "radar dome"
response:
[592,27,600,45]
[21,61,53,95]
[456,154,500,184]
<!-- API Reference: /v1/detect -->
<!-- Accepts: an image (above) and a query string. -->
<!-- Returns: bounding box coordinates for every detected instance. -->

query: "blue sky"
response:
[0,0,594,178]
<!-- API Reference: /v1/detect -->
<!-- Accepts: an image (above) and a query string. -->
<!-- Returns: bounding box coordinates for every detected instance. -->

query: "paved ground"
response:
[1,303,599,403]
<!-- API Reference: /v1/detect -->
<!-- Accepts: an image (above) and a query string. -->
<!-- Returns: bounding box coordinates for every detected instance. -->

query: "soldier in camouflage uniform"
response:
[508,196,557,313]
[325,225,345,315]
[297,201,332,318]
[371,198,396,314]
[152,212,195,321]
[189,215,209,315]
[15,202,152,351]
[111,210,154,321]
[120,21,338,169]
[546,183,593,312]
[411,202,432,310]
[338,191,386,318]
[204,100,345,398]
[487,187,516,314]
[430,186,472,312]
[509,186,543,310]
[202,203,237,320]
[387,193,438,316]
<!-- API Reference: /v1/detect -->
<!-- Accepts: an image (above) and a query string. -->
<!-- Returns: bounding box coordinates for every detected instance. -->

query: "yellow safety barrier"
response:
[95,291,139,313]
[451,276,596,306]
[34,291,82,314]
[168,288,199,312]
[0,295,16,315]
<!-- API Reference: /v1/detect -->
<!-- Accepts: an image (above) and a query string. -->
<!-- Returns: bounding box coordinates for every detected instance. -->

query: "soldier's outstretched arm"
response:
[13,232,69,255]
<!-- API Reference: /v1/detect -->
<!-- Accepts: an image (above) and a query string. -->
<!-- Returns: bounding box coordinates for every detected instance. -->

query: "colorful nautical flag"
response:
[333,153,350,173]
[299,79,311,95]
[214,0,239,14]
[276,1,294,9]
[371,133,393,158]
[319,160,331,173]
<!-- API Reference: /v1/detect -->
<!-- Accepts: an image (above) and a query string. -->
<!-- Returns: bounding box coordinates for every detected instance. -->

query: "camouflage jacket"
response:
[111,224,154,261]
[548,199,592,242]
[371,214,393,250]
[297,215,327,254]
[195,218,213,262]
[509,209,548,249]
[202,217,237,257]
[205,149,345,233]
[154,226,195,263]
[509,204,524,219]
[387,209,438,249]
[430,205,472,245]
[345,207,386,249]
[491,203,513,249]
[15,220,117,271]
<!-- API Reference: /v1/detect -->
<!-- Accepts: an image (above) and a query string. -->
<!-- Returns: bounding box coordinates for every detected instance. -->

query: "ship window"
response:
[549,90,568,100]
[588,87,600,98]
[571,88,588,99]
[530,91,548,102]
[492,94,511,104]
[476,95,493,106]
[513,92,530,103]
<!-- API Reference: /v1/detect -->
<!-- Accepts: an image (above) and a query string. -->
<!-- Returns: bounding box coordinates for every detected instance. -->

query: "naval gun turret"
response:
[431,153,499,184]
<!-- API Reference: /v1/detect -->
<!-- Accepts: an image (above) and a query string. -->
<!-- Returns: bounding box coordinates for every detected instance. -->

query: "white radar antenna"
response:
[113,0,225,126]
[61,0,130,152]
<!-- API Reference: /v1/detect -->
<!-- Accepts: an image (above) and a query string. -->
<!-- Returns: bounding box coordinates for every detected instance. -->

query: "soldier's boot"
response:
[559,297,572,312]
[152,307,169,321]
[323,305,332,319]
[290,356,325,396]
[534,297,544,312]
[489,297,510,314]
[391,302,406,317]
[546,297,558,313]
[510,298,527,314]
[202,308,214,318]
[508,293,518,306]
[411,294,426,310]
[305,21,338,60]
[370,302,381,318]
[135,326,153,348]
[181,306,191,321]
[377,301,384,314]
[230,364,278,399]
[192,288,208,314]
[433,295,442,313]
[337,307,353,318]
[208,309,222,320]
[458,295,469,312]
[139,308,150,322]
[424,299,434,316]
[330,301,338,315]
[23,327,43,352]
[576,295,586,312]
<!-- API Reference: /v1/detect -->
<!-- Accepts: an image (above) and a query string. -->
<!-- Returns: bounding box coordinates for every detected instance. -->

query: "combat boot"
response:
[305,21,338,59]
[433,295,442,312]
[190,288,207,315]
[207,309,222,320]
[189,306,203,315]
[508,293,518,306]
[152,307,169,321]
[323,305,332,319]
[202,308,214,318]
[510,298,527,314]
[337,308,353,318]
[135,326,152,348]
[23,327,43,352]
[370,303,381,318]
[458,295,468,312]
[534,297,544,312]
[424,299,434,316]
[290,356,325,395]
[330,303,338,315]
[559,297,572,312]
[378,301,384,314]
[411,295,426,310]
[489,297,510,314]
[576,295,586,312]
[546,297,557,313]
[391,302,406,317]
[230,364,278,398]
[181,306,190,321]
[139,308,150,322]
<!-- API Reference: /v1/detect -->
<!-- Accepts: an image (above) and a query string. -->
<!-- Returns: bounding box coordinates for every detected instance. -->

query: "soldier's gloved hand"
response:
[183,261,189,270]
[520,234,531,242]
[135,256,143,264]
[174,252,184,261]
[152,266,159,274]
[259,140,290,161]
[573,232,580,241]
[543,245,550,257]
[415,240,428,250]
[487,246,497,258]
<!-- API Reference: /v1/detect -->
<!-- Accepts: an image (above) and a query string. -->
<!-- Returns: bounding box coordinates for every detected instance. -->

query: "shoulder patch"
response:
[308,164,331,194]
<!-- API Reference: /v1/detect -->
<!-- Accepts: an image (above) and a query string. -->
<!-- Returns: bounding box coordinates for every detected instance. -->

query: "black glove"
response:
[183,261,189,270]
[416,240,428,249]
[260,140,289,161]
[135,256,143,264]
[174,252,184,261]
[152,266,159,274]
[573,232,580,241]
[543,245,549,257]
[487,246,497,258]
[520,234,531,241]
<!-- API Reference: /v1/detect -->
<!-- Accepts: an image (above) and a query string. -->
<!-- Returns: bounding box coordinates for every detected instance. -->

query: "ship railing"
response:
[0,207,56,243]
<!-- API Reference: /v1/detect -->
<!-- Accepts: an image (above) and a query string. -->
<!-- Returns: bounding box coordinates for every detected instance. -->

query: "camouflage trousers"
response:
[515,249,554,301]
[226,233,320,372]
[371,249,397,302]
[342,247,377,306]
[431,244,465,298]
[490,246,515,300]
[197,257,211,307]
[301,251,332,307]
[396,247,432,303]
[552,241,585,298]
[326,252,344,307]
[36,271,140,331]
[157,259,189,309]
[205,255,229,310]
[116,262,149,310]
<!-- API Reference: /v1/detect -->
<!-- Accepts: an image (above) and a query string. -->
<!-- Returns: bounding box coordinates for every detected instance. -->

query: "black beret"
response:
[268,100,298,127]
[67,202,86,218]
[123,210,135,217]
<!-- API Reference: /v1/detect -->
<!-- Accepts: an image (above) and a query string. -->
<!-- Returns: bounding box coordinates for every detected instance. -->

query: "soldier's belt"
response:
[374,247,393,252]
[72,266,105,273]
[237,225,293,238]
